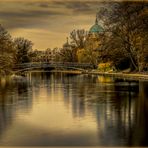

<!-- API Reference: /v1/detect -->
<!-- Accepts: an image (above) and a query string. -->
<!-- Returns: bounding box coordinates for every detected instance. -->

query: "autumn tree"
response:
[14,37,33,64]
[56,29,88,63]
[0,25,15,75]
[77,48,99,68]
[70,29,87,49]
[58,46,77,62]
[98,1,148,71]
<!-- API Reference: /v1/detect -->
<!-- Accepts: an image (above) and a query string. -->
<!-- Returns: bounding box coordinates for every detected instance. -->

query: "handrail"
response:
[14,62,92,66]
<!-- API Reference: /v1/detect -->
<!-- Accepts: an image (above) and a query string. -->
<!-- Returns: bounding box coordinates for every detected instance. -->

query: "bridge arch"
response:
[13,62,94,73]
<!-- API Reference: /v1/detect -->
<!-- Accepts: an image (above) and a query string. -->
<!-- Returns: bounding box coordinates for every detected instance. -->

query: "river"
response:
[0,72,148,146]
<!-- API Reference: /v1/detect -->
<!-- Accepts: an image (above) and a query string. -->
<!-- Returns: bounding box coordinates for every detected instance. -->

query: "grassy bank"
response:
[49,69,148,80]
[85,70,148,81]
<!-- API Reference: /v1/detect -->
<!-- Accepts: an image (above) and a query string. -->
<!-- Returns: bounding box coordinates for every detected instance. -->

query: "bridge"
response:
[13,62,94,73]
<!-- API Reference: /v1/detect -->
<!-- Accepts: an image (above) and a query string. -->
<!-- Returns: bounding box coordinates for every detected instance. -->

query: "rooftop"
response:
[89,16,104,33]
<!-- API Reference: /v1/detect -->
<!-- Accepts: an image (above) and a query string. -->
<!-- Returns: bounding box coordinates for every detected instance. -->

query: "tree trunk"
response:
[129,54,138,71]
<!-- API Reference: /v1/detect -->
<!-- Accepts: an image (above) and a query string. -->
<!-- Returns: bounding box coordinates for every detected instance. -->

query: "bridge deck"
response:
[13,62,94,72]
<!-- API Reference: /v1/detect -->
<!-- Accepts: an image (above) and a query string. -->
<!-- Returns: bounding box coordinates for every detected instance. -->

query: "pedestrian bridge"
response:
[13,62,94,73]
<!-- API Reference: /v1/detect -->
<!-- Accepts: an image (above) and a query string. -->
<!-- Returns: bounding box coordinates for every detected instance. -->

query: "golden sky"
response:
[0,0,103,50]
[0,0,142,50]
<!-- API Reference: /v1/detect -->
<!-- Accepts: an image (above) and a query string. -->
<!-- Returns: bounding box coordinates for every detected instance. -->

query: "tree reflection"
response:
[39,73,148,146]
[131,81,148,146]
[94,79,139,146]
[0,77,33,140]
[0,73,148,146]
[53,74,148,146]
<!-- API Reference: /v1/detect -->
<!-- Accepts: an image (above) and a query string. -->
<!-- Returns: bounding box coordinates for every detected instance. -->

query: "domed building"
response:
[87,16,113,71]
[88,16,104,39]
[85,16,104,51]
[89,16,104,37]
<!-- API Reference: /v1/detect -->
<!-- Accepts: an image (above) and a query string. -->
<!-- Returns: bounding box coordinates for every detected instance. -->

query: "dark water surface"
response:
[0,72,148,146]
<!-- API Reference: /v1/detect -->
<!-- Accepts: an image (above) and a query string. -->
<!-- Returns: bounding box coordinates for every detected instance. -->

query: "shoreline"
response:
[84,70,148,81]
[3,70,148,81]
[51,70,148,81]
[50,70,82,74]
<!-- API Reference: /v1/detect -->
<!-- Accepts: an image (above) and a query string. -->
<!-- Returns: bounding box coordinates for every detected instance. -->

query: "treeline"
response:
[34,1,147,72]
[1,1,147,75]
[32,29,101,69]
[32,1,148,72]
[0,25,33,76]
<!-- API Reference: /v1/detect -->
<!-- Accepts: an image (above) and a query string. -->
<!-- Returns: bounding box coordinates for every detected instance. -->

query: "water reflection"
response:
[0,73,147,146]
[132,81,148,146]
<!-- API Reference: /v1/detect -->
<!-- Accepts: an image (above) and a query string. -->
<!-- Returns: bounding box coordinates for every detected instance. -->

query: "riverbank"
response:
[3,70,148,81]
[84,70,148,81]
[50,70,82,74]
[51,69,148,80]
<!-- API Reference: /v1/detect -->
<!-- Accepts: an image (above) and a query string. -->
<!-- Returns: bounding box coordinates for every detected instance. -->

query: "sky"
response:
[0,0,118,50]
[0,0,108,50]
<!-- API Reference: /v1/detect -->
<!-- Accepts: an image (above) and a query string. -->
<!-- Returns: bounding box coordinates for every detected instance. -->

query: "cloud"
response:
[0,10,63,18]
[50,1,104,14]
[0,1,69,30]
[38,3,50,8]
[0,0,103,49]
[65,2,92,13]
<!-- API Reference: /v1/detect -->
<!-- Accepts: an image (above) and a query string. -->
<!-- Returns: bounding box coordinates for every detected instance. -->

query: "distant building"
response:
[85,15,104,51]
[87,15,113,70]
[88,15,104,38]
[63,37,70,49]
[31,49,52,62]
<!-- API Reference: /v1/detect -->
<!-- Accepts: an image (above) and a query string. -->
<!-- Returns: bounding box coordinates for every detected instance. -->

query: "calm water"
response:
[0,72,148,146]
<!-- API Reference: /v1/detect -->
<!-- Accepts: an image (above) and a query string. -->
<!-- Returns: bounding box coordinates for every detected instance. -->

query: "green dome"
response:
[89,24,104,33]
[89,16,104,33]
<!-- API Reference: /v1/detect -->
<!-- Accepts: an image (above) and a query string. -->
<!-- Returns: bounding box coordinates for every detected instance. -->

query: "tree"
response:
[98,1,148,71]
[77,35,100,68]
[58,45,77,62]
[70,29,87,49]
[14,37,33,64]
[0,24,15,75]
[57,30,88,63]
[51,47,61,62]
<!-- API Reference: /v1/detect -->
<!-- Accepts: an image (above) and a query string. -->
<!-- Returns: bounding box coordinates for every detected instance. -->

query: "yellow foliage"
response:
[98,62,112,71]
[98,62,111,68]
[97,76,113,83]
